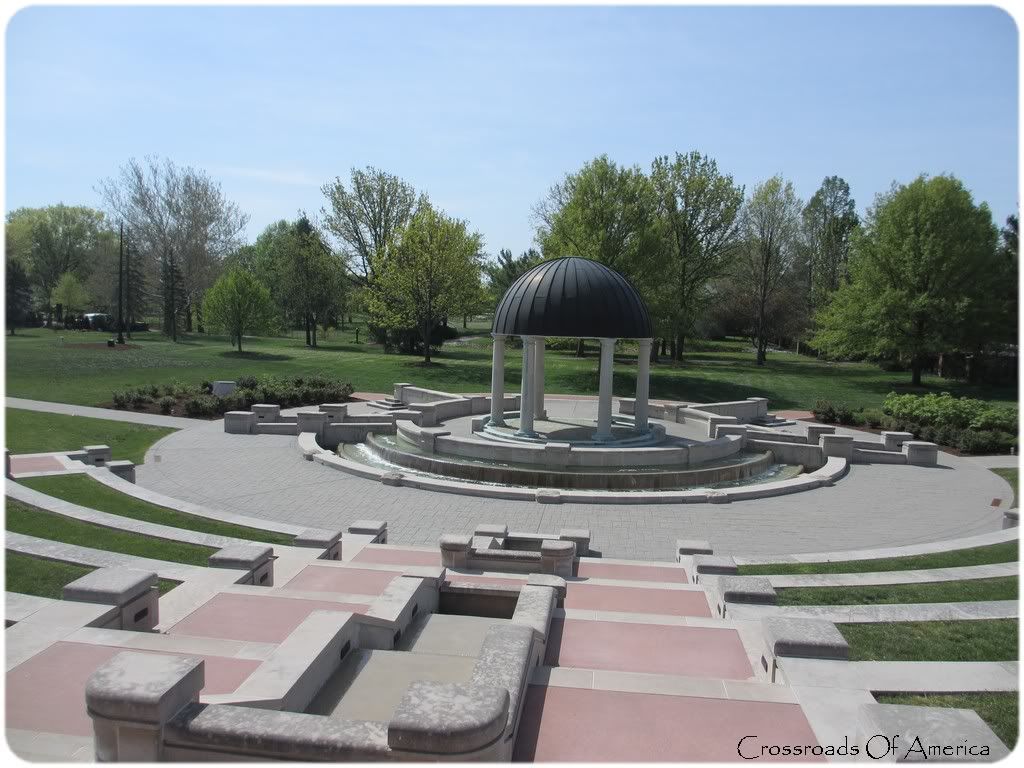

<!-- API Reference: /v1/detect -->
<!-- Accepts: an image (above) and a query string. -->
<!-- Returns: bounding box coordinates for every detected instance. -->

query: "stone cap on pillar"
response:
[86,651,204,723]
[208,544,273,570]
[294,528,343,549]
[348,520,387,536]
[63,567,157,607]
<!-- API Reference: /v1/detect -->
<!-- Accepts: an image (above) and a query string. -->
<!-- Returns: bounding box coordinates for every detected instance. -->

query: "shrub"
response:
[112,391,129,409]
[813,400,838,423]
[161,383,177,396]
[129,388,150,408]
[158,396,175,415]
[860,408,886,429]
[237,374,258,390]
[882,392,1017,432]
[200,380,213,393]
[184,395,218,418]
[146,384,161,399]
[957,429,1016,456]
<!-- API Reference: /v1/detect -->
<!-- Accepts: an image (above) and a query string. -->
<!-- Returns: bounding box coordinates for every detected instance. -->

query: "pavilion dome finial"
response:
[491,257,653,339]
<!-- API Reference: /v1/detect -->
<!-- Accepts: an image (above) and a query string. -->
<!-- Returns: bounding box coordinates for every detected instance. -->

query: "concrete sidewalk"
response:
[6,397,199,430]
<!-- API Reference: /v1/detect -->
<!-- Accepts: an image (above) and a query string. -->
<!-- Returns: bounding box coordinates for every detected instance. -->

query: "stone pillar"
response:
[533,337,546,420]
[517,336,536,437]
[635,339,652,433]
[490,334,506,427]
[595,338,616,441]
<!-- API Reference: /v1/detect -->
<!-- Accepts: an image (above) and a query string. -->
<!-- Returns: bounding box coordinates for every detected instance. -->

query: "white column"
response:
[490,334,506,427]
[517,336,536,437]
[595,337,616,441]
[533,336,546,421]
[635,338,652,433]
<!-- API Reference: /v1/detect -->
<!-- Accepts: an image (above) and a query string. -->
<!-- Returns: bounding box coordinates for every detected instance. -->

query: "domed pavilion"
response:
[488,256,654,442]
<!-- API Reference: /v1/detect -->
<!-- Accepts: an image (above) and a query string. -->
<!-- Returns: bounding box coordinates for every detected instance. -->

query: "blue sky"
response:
[5,5,1019,256]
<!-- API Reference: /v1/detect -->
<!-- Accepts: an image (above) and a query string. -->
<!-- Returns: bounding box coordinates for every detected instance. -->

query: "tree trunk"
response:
[576,338,586,357]
[660,338,667,357]
[237,333,243,353]
[911,357,923,386]
[463,315,468,329]
[422,320,432,363]
[305,315,311,346]
[677,333,685,357]
[670,337,677,360]
[196,304,205,334]
[311,322,317,348]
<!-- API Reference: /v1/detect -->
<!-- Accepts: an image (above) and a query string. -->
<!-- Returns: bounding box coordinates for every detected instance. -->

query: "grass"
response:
[5,407,175,464]
[4,552,179,599]
[737,541,1019,576]
[875,693,1017,750]
[5,497,216,566]
[991,468,1018,508]
[6,327,1017,411]
[839,620,1018,662]
[19,473,294,546]
[777,577,1018,606]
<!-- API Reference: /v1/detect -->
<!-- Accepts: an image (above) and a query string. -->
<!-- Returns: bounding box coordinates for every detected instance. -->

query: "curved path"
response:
[131,396,1014,561]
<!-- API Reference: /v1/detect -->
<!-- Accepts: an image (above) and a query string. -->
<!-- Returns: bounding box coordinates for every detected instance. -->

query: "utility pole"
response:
[116,223,125,344]
[125,233,132,339]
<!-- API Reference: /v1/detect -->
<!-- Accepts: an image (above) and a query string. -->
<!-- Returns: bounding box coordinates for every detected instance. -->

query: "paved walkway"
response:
[729,600,1018,623]
[780,658,1018,693]
[962,454,1018,469]
[6,397,197,429]
[135,398,1010,561]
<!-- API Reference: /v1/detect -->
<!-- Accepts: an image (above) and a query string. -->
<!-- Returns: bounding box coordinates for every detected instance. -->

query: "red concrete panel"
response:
[5,641,259,737]
[545,619,752,679]
[564,582,711,617]
[282,565,401,596]
[352,547,440,566]
[10,456,65,473]
[514,685,822,761]
[167,593,367,643]
[576,562,689,584]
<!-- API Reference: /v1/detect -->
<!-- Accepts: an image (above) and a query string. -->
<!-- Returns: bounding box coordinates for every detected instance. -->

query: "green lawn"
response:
[840,620,1018,662]
[6,327,1016,411]
[5,497,216,566]
[19,474,294,546]
[992,468,1018,508]
[738,541,1019,576]
[777,577,1018,606]
[4,551,179,599]
[5,407,175,464]
[875,693,1017,750]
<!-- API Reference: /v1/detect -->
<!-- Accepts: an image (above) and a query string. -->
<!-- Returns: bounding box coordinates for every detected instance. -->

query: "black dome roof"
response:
[492,257,653,339]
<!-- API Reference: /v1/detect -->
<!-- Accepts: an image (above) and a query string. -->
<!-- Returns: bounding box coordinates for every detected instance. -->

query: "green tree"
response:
[812,175,1001,385]
[736,176,804,366]
[801,176,859,313]
[534,155,661,355]
[483,248,543,304]
[651,151,745,357]
[6,259,33,334]
[52,272,90,319]
[202,269,277,353]
[368,205,483,363]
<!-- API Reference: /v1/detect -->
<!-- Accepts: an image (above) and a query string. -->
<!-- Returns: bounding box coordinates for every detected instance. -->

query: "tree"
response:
[368,205,483,363]
[202,269,277,353]
[6,205,110,326]
[812,175,1001,385]
[97,156,248,340]
[483,248,543,304]
[650,151,744,358]
[800,176,859,313]
[6,259,33,334]
[52,272,90,319]
[736,176,803,365]
[321,166,421,288]
[534,155,661,355]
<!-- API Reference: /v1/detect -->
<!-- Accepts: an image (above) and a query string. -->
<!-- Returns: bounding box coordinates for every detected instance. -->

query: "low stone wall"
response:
[745,438,824,471]
[692,397,769,423]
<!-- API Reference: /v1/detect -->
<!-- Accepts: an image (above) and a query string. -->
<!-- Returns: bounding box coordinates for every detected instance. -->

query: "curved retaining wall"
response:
[365,433,772,490]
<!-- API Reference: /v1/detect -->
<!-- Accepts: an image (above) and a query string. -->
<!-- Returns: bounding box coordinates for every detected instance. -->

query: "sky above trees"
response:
[6,5,1018,257]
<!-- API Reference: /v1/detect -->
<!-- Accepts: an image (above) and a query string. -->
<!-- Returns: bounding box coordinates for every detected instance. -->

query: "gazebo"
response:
[488,256,654,441]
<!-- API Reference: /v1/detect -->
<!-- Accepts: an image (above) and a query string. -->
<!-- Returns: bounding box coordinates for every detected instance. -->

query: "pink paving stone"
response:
[10,455,65,473]
[167,593,368,643]
[352,547,441,567]
[514,685,822,762]
[5,641,260,738]
[545,619,752,679]
[576,561,689,583]
[564,582,711,617]
[282,565,401,596]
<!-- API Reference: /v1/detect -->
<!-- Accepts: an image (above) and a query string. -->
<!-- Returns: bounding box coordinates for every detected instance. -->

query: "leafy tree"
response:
[735,177,804,365]
[321,166,421,288]
[801,176,859,313]
[97,156,248,340]
[650,151,744,357]
[6,259,33,334]
[52,272,90,319]
[483,248,543,304]
[368,205,483,363]
[534,155,661,355]
[812,174,1001,385]
[202,269,277,353]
